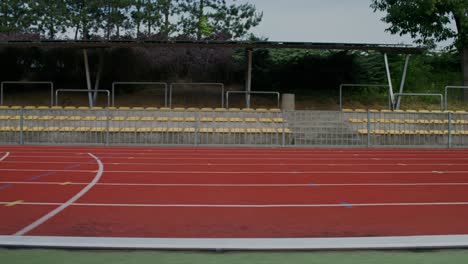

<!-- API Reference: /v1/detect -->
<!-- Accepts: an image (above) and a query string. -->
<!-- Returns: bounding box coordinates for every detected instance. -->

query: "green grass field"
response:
[1,249,468,264]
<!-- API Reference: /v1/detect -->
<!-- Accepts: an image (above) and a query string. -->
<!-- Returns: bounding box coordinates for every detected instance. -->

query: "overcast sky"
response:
[242,0,454,48]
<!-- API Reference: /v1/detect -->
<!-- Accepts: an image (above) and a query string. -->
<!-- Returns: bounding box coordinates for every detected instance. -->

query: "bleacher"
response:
[0,106,291,146]
[1,105,467,147]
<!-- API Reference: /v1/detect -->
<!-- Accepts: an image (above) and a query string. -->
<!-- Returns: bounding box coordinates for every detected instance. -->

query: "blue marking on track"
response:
[28,172,57,181]
[309,183,317,187]
[340,202,353,209]
[64,164,81,170]
[0,184,12,190]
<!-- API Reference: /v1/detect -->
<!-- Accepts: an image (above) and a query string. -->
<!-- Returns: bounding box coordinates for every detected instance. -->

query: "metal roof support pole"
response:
[245,48,253,108]
[384,53,395,110]
[395,55,410,110]
[92,50,104,105]
[83,49,93,107]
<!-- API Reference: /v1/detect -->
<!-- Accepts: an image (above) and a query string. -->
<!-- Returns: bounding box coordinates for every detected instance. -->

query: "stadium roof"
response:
[0,40,424,54]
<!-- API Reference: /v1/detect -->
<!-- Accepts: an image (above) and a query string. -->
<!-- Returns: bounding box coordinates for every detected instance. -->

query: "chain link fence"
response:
[0,108,467,148]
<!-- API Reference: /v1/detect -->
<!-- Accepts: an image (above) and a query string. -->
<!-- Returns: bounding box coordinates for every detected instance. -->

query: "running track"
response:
[1,146,468,247]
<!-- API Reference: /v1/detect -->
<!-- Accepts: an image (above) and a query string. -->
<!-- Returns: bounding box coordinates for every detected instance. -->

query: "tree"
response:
[100,0,133,39]
[65,0,102,40]
[178,0,262,40]
[212,1,263,39]
[371,0,468,88]
[0,0,33,34]
[29,1,68,39]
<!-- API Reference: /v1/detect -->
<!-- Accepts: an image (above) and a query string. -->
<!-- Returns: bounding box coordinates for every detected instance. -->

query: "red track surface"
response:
[1,146,468,238]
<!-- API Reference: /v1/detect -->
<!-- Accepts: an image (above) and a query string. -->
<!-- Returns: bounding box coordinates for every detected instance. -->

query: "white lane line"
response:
[4,149,468,154]
[2,168,468,174]
[8,155,468,161]
[1,161,467,166]
[2,201,468,208]
[2,181,468,187]
[0,152,10,162]
[14,153,104,236]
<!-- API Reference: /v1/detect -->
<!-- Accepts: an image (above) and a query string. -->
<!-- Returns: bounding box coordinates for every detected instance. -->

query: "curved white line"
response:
[0,152,10,162]
[14,153,103,236]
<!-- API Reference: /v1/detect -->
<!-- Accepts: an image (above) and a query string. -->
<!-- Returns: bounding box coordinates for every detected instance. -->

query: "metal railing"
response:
[169,83,224,108]
[444,86,468,110]
[112,82,168,107]
[394,93,444,110]
[226,91,280,109]
[1,81,54,107]
[55,89,111,107]
[339,84,390,110]
[1,108,467,148]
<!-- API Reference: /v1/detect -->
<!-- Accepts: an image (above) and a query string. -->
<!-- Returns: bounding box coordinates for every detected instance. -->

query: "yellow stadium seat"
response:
[117,107,131,110]
[199,128,214,133]
[200,117,214,122]
[245,118,257,122]
[247,128,261,133]
[169,117,185,122]
[137,128,152,132]
[145,107,158,111]
[141,117,155,121]
[229,118,243,122]
[120,128,136,132]
[151,127,167,132]
[75,127,91,132]
[215,128,230,133]
[168,127,183,132]
[230,128,245,133]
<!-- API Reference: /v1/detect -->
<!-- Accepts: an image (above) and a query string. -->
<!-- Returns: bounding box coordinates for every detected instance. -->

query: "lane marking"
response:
[6,155,468,161]
[0,152,10,162]
[2,169,468,174]
[2,201,468,208]
[2,181,468,187]
[5,200,24,207]
[1,161,467,166]
[14,153,104,236]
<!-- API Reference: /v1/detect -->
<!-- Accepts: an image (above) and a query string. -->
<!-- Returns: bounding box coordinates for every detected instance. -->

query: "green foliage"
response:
[371,0,467,50]
[0,0,33,34]
[29,1,68,39]
[167,0,262,40]
[0,0,262,40]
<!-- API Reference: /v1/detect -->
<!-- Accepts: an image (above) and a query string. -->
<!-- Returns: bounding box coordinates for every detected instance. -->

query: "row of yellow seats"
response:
[0,115,284,123]
[0,126,291,134]
[344,109,468,114]
[357,129,468,135]
[0,106,282,112]
[349,118,468,124]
